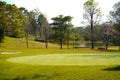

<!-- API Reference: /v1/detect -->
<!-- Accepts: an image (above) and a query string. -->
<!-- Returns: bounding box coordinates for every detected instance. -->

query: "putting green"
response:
[7,54,120,65]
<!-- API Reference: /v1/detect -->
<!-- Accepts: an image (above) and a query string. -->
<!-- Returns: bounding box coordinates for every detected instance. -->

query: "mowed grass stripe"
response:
[7,54,120,65]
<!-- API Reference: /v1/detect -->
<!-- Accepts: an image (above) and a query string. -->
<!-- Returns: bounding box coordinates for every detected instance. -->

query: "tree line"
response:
[0,0,120,50]
[83,0,120,50]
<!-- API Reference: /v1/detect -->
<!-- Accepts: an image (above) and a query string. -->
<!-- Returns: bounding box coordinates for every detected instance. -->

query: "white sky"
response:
[2,0,120,27]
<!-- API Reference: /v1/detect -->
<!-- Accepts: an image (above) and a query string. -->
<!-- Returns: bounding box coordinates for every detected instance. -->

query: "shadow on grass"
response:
[97,48,120,52]
[32,74,52,80]
[103,66,120,71]
[11,74,52,80]
[13,75,27,80]
[106,50,120,52]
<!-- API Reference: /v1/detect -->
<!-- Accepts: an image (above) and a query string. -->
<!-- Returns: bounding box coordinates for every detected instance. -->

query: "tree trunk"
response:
[105,37,108,50]
[45,31,48,48]
[60,38,63,49]
[44,26,48,48]
[45,40,48,48]
[105,42,108,50]
[67,30,69,49]
[25,31,29,48]
[0,43,1,47]
[105,33,109,50]
[91,15,94,49]
[119,33,120,51]
[73,33,75,48]
[119,44,120,51]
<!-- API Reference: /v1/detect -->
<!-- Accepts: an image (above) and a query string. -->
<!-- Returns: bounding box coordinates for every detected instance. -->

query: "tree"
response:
[28,10,40,39]
[71,27,84,48]
[109,1,120,50]
[19,7,30,48]
[5,4,25,38]
[103,22,114,50]
[38,14,49,48]
[0,1,26,38]
[0,1,6,45]
[51,15,73,49]
[83,0,102,49]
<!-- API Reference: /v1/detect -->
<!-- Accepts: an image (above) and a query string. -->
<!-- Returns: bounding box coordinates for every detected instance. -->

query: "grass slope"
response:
[0,37,120,80]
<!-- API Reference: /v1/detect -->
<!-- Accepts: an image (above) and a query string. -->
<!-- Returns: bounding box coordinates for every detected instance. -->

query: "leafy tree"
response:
[71,27,84,46]
[103,22,114,50]
[25,9,51,48]
[28,10,39,39]
[0,1,6,45]
[51,15,73,49]
[83,24,107,48]
[0,1,25,38]
[109,1,120,50]
[38,14,49,48]
[6,4,25,37]
[19,7,30,48]
[83,0,102,49]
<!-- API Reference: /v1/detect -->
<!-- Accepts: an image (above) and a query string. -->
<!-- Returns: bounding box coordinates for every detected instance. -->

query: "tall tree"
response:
[0,1,6,45]
[0,1,25,38]
[19,7,30,48]
[71,27,84,48]
[109,1,120,50]
[38,14,49,48]
[103,22,114,50]
[83,0,102,49]
[28,10,40,39]
[5,4,25,37]
[51,15,73,49]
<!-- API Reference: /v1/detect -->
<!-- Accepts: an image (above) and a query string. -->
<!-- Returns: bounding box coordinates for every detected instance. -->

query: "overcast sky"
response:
[2,0,120,27]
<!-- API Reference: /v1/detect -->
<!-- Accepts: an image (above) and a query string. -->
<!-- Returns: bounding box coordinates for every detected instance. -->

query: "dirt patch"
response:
[1,52,20,54]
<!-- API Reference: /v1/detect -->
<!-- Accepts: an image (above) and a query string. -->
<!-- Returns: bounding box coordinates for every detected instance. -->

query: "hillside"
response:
[0,37,59,54]
[0,37,119,55]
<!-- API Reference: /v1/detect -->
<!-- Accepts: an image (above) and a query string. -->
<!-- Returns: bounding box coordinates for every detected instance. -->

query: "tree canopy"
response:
[51,15,73,49]
[109,1,120,50]
[83,0,102,49]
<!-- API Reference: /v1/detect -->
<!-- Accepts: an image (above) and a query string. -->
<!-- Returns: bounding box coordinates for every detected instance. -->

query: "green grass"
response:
[7,54,120,65]
[0,37,120,80]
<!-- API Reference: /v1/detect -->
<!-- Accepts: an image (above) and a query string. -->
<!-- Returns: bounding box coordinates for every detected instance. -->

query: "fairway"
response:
[7,54,120,65]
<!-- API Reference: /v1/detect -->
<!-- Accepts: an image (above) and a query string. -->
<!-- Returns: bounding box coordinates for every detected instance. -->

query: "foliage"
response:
[0,1,51,48]
[72,27,84,41]
[28,8,50,46]
[83,25,104,41]
[0,1,26,38]
[51,15,73,49]
[83,0,102,49]
[110,1,120,50]
[83,0,102,25]
[37,13,50,48]
[28,10,39,38]
[19,7,30,48]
